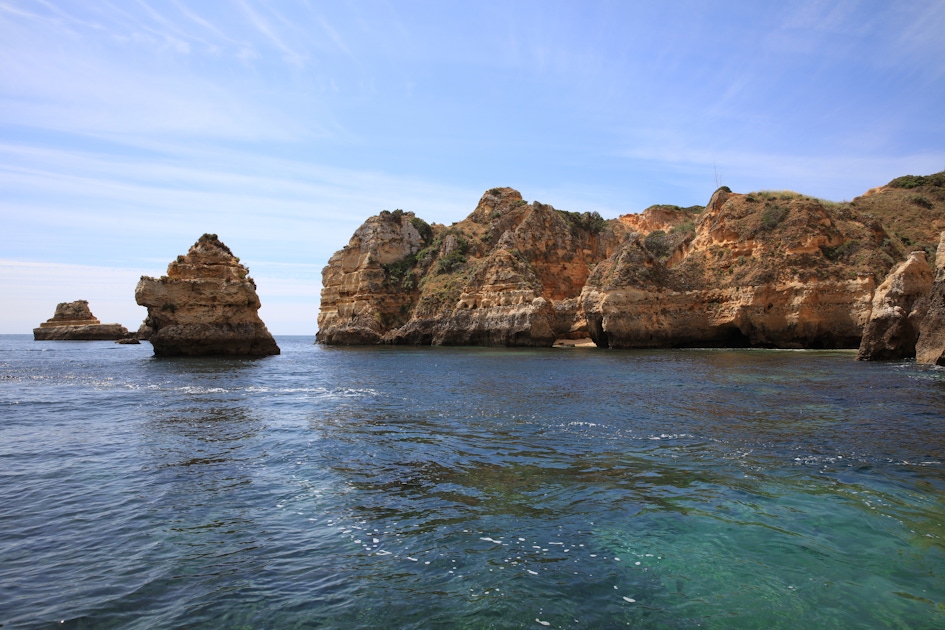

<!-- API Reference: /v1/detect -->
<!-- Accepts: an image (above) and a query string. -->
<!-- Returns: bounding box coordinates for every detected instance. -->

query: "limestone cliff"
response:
[318,171,945,349]
[33,300,130,341]
[856,251,932,360]
[916,232,945,366]
[136,234,280,356]
[582,187,902,348]
[317,190,620,345]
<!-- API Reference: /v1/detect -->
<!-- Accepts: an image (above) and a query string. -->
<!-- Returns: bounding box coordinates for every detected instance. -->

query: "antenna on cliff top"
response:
[714,162,722,189]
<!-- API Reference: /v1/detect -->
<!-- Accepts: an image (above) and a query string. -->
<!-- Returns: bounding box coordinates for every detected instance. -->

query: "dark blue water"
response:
[1,335,944,628]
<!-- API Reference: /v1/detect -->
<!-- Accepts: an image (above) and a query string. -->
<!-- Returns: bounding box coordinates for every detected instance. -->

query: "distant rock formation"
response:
[33,300,130,340]
[317,171,945,350]
[135,234,280,357]
[856,251,932,360]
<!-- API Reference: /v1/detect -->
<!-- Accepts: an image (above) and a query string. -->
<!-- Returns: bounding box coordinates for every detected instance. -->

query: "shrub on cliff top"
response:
[760,204,790,230]
[558,209,607,234]
[410,216,433,243]
[889,171,945,189]
[197,233,234,256]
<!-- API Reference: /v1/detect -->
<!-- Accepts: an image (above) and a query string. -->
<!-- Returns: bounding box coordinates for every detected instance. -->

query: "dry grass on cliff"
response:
[849,171,945,261]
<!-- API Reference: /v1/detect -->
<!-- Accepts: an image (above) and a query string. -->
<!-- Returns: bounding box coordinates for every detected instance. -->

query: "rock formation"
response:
[856,251,932,360]
[581,187,894,348]
[33,300,130,340]
[135,234,280,357]
[317,192,620,345]
[916,232,945,365]
[317,171,945,350]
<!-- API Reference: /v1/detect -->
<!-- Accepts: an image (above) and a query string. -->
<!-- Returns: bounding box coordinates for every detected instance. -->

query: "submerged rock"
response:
[856,251,932,360]
[135,234,280,357]
[33,300,130,341]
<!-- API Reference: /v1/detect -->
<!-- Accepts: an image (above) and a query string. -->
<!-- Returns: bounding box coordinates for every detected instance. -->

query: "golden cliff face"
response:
[582,187,899,348]
[135,234,279,356]
[916,232,945,365]
[317,172,945,350]
[317,189,619,345]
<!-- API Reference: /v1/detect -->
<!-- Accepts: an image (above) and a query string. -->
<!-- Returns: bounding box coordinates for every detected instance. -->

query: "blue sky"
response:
[1,0,943,334]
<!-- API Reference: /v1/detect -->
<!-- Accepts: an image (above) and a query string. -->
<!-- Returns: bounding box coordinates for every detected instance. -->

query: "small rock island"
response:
[33,300,130,341]
[135,234,280,357]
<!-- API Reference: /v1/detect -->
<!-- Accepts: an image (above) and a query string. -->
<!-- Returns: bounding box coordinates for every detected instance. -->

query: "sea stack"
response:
[856,251,932,360]
[135,234,280,357]
[33,300,130,340]
[915,231,945,365]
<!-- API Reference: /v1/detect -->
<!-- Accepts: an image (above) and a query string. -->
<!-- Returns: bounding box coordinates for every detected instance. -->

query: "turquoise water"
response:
[1,335,944,628]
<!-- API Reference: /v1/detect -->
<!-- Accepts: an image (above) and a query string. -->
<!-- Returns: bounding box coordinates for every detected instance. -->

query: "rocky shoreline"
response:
[317,171,945,363]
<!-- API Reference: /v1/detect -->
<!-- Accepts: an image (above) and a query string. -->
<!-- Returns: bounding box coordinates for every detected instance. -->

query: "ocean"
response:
[1,334,944,628]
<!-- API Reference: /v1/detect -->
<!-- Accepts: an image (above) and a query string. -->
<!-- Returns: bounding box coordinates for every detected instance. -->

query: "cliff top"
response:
[164,233,250,281]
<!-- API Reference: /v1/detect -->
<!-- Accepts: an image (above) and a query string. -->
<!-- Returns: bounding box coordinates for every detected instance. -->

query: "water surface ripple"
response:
[1,336,944,628]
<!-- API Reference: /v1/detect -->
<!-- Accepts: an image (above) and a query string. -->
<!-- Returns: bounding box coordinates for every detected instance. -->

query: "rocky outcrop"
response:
[580,185,901,348]
[856,251,932,360]
[318,172,945,349]
[135,234,279,357]
[317,191,620,345]
[33,300,130,340]
[916,232,945,365]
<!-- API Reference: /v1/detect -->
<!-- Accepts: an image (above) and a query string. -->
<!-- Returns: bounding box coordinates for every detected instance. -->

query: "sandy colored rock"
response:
[915,232,945,365]
[317,192,618,346]
[33,300,130,340]
[135,234,279,356]
[856,251,932,360]
[317,173,945,350]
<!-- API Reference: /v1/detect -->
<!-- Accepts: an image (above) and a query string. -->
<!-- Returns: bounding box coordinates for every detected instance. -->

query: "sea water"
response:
[1,335,944,628]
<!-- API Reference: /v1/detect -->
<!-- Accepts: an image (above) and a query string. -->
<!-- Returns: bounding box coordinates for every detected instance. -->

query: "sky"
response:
[1,1,944,334]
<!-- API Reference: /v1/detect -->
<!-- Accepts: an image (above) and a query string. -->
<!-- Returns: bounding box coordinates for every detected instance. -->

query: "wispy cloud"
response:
[235,0,307,66]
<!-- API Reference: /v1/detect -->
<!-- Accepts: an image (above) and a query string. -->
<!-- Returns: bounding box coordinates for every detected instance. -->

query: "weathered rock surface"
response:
[856,251,932,360]
[317,191,620,345]
[33,300,130,340]
[580,187,895,348]
[916,232,945,365]
[318,171,945,349]
[135,234,280,356]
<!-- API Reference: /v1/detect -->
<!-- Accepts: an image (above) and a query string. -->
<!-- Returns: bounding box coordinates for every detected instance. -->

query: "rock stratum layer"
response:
[33,300,130,340]
[136,234,280,357]
[318,172,945,354]
[916,232,945,365]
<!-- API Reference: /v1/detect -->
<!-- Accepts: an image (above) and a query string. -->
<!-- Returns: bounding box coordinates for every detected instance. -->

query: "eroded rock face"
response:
[316,210,429,344]
[856,251,932,360]
[916,232,945,365]
[317,191,619,346]
[33,300,130,340]
[581,187,893,348]
[135,234,279,356]
[318,172,945,349]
